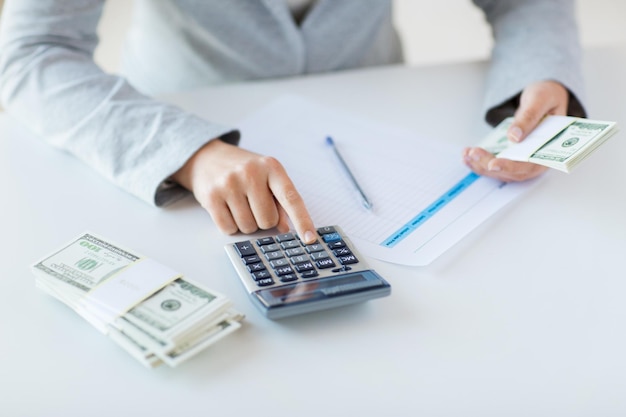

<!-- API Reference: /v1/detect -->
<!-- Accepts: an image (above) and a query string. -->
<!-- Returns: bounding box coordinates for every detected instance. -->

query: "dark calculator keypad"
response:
[231,226,360,287]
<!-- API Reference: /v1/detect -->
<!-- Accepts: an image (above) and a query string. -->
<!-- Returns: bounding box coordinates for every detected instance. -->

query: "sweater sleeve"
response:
[472,0,587,126]
[0,0,239,206]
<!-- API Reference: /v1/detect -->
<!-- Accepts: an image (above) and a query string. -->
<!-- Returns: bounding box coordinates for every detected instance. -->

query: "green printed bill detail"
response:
[32,233,140,293]
[478,116,618,173]
[32,232,244,368]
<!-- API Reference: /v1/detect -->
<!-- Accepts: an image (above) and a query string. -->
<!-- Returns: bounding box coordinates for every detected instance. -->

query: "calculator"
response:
[224,225,391,319]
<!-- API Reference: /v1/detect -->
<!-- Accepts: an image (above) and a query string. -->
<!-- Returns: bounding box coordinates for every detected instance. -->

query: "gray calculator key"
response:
[242,255,262,265]
[338,254,359,265]
[327,240,346,249]
[280,240,301,250]
[280,274,298,282]
[317,226,337,235]
[290,255,309,264]
[274,266,295,276]
[285,247,305,257]
[234,241,256,257]
[265,251,284,261]
[256,237,275,246]
[251,270,272,280]
[305,243,324,253]
[333,247,352,257]
[269,258,289,268]
[310,251,330,260]
[247,262,266,272]
[300,270,318,279]
[316,258,336,269]
[260,243,280,253]
[256,278,275,287]
[276,233,295,242]
[294,261,315,272]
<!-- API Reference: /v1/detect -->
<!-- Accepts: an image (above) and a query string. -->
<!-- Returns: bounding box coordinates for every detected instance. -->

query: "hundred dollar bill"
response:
[528,119,617,171]
[32,233,142,304]
[478,116,618,172]
[32,233,244,368]
[113,277,234,352]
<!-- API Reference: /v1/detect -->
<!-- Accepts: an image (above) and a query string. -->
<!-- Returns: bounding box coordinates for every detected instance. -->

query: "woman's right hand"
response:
[173,139,317,244]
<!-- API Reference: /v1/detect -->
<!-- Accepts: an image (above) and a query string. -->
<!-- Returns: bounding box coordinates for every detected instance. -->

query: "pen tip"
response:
[325,136,334,146]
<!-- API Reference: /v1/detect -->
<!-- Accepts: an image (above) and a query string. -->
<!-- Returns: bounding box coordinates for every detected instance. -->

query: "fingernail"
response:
[488,162,501,172]
[303,230,315,243]
[469,149,480,161]
[508,126,523,142]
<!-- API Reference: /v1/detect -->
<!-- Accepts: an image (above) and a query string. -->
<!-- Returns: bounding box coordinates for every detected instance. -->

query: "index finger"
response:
[264,157,316,244]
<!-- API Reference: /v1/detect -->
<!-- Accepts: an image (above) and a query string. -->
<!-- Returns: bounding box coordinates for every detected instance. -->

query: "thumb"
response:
[508,81,569,143]
[508,100,546,144]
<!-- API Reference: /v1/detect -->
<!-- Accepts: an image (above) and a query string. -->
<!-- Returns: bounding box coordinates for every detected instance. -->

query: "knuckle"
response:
[260,155,282,171]
[257,217,278,230]
[238,222,258,234]
[233,161,257,182]
[516,108,539,125]
[282,186,301,203]
[256,209,279,230]
[217,221,238,235]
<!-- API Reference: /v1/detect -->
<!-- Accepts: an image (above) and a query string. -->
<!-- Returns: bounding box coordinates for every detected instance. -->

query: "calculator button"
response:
[264,251,284,261]
[285,247,305,257]
[280,240,301,250]
[247,262,266,272]
[260,243,280,253]
[316,258,336,269]
[305,243,324,253]
[290,255,309,264]
[322,232,342,243]
[327,240,346,250]
[251,270,272,280]
[332,266,352,273]
[234,241,256,257]
[269,258,289,268]
[275,233,295,242]
[279,274,298,283]
[317,226,337,235]
[296,234,318,244]
[242,255,262,265]
[309,251,330,261]
[338,254,359,265]
[256,278,275,287]
[256,237,275,246]
[333,247,352,257]
[294,261,315,273]
[274,266,295,276]
[300,270,319,279]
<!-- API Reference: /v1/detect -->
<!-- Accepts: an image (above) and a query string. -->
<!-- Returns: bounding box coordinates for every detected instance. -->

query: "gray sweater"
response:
[0,0,585,206]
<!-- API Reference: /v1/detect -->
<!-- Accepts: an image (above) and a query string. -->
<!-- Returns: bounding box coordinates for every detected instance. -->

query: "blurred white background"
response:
[94,0,626,73]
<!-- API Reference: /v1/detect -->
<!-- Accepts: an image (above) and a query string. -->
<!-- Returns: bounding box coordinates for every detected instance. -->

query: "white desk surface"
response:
[1,45,625,417]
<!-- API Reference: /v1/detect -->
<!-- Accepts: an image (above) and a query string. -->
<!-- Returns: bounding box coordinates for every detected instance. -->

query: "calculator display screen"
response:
[254,271,386,308]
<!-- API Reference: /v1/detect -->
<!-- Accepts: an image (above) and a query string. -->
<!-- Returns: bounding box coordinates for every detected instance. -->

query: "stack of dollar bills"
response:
[479,115,618,172]
[32,233,244,369]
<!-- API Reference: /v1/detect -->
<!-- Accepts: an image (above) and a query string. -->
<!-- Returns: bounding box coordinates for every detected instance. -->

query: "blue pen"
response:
[326,136,373,210]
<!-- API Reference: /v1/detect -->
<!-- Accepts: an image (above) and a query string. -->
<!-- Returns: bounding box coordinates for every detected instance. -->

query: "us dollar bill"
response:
[32,233,244,368]
[477,118,512,156]
[478,116,618,172]
[528,119,616,170]
[33,233,140,297]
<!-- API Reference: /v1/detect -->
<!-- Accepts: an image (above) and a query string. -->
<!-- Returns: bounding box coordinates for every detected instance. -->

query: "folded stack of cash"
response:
[479,116,618,172]
[32,233,244,369]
